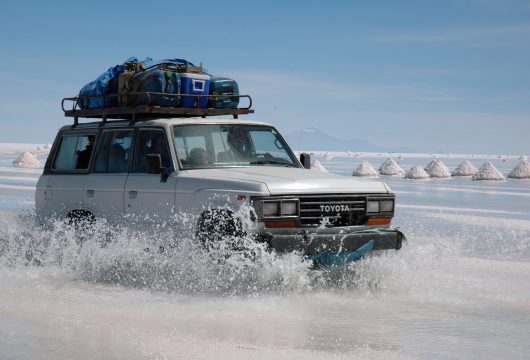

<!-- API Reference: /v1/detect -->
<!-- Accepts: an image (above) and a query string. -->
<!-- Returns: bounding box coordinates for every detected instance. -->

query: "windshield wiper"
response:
[249,159,298,167]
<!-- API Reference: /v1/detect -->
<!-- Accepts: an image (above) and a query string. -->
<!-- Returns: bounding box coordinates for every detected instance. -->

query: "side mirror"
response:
[146,154,169,182]
[300,153,311,169]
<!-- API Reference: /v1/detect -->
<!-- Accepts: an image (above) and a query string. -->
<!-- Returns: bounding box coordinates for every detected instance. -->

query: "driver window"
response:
[134,129,172,173]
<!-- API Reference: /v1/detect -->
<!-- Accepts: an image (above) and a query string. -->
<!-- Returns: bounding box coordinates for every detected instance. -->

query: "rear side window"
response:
[94,130,134,173]
[53,134,95,170]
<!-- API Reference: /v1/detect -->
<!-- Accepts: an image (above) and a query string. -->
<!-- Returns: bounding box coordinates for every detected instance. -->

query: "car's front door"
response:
[124,128,177,227]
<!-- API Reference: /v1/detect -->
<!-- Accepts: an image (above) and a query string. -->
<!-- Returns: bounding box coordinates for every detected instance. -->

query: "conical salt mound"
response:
[472,162,505,180]
[311,159,328,172]
[452,160,477,176]
[507,161,530,179]
[352,161,378,177]
[405,165,430,179]
[12,151,41,168]
[519,155,528,162]
[425,159,451,178]
[379,158,405,176]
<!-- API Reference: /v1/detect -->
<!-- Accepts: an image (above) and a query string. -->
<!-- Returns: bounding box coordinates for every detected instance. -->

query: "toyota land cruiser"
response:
[36,115,403,264]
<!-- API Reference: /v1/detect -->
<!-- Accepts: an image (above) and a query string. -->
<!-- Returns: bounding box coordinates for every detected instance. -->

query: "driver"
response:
[226,127,253,160]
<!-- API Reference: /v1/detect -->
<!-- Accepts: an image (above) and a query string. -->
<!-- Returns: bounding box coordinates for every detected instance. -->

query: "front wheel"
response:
[196,209,246,253]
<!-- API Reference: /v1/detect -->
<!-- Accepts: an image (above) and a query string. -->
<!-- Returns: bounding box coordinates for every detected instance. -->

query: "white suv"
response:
[36,117,403,262]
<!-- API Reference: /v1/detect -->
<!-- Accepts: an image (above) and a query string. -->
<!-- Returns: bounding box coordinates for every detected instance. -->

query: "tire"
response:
[66,210,96,245]
[196,209,246,253]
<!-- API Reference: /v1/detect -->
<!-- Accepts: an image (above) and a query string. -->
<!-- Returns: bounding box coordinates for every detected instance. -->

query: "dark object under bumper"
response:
[256,227,405,255]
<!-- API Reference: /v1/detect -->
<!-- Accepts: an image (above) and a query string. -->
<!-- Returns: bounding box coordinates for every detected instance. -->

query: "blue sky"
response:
[0,0,529,154]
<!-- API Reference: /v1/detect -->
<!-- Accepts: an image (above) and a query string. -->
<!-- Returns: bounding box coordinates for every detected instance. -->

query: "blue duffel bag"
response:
[130,66,181,107]
[78,56,144,109]
[78,64,124,109]
[208,77,239,109]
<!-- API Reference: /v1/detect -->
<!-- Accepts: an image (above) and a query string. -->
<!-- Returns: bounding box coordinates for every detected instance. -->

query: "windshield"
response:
[173,124,300,169]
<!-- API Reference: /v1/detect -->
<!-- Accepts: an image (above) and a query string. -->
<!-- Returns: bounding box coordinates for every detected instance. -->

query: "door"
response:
[124,128,177,226]
[41,132,95,218]
[85,129,134,222]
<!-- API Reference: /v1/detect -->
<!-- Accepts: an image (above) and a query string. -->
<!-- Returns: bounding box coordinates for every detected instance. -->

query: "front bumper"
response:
[255,226,405,255]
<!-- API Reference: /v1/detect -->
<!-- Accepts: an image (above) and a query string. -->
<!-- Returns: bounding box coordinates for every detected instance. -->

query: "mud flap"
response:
[307,239,374,269]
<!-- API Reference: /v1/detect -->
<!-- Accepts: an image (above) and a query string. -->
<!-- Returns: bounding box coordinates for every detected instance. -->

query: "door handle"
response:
[128,190,138,199]
[86,190,95,198]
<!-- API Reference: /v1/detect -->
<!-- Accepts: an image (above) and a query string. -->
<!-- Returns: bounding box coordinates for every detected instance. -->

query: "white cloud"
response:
[371,24,530,44]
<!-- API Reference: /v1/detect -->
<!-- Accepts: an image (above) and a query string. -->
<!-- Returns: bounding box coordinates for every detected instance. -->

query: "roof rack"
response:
[61,92,254,126]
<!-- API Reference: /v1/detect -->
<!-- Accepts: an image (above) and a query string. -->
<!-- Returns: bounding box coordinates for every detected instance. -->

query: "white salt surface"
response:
[352,161,377,177]
[378,158,405,176]
[472,161,505,181]
[508,160,530,179]
[425,159,451,178]
[12,152,41,168]
[405,165,430,179]
[452,160,478,176]
[1,146,530,360]
[311,159,328,172]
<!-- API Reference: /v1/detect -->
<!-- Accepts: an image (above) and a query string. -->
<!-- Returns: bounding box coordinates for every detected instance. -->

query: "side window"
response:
[53,134,95,170]
[93,130,133,173]
[134,129,172,173]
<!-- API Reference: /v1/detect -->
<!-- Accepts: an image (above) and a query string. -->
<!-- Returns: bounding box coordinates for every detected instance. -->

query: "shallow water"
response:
[0,153,529,359]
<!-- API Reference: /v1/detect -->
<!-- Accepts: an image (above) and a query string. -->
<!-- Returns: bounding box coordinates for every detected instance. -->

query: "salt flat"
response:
[0,146,529,360]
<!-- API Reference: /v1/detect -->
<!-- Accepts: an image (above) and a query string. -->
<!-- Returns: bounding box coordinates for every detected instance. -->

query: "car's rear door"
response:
[85,129,134,222]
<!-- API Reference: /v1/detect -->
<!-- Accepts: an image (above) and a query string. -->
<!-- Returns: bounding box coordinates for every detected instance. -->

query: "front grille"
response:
[298,194,366,227]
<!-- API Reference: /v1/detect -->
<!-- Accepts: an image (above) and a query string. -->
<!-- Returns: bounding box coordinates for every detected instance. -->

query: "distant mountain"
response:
[285,128,415,153]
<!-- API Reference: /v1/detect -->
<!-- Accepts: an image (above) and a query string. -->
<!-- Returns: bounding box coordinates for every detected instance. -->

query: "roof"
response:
[59,117,273,131]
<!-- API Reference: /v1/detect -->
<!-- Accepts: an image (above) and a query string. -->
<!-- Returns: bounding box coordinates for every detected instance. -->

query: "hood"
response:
[182,167,390,195]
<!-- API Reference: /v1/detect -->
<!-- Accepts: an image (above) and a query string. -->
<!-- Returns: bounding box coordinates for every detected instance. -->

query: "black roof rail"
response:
[62,92,254,125]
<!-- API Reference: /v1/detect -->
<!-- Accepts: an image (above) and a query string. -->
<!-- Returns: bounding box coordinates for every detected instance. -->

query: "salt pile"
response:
[424,159,451,178]
[520,155,528,162]
[507,159,530,179]
[12,151,41,168]
[378,158,405,176]
[352,161,378,176]
[311,159,328,172]
[452,160,477,176]
[405,165,430,179]
[472,161,505,181]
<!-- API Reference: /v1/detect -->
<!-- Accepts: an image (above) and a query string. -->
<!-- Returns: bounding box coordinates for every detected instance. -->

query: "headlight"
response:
[263,201,280,216]
[257,199,299,218]
[366,200,380,213]
[281,201,298,216]
[380,199,394,212]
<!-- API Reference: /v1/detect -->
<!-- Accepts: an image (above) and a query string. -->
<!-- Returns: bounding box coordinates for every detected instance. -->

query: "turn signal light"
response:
[366,217,392,226]
[264,219,298,228]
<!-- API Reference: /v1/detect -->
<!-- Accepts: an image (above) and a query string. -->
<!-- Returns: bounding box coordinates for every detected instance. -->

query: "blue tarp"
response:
[77,57,195,109]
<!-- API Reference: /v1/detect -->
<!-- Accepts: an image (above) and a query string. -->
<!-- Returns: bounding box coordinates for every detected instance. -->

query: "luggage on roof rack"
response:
[64,56,254,124]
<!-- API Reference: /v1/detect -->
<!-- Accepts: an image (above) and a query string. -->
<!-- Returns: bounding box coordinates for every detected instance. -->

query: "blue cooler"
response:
[180,73,210,108]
